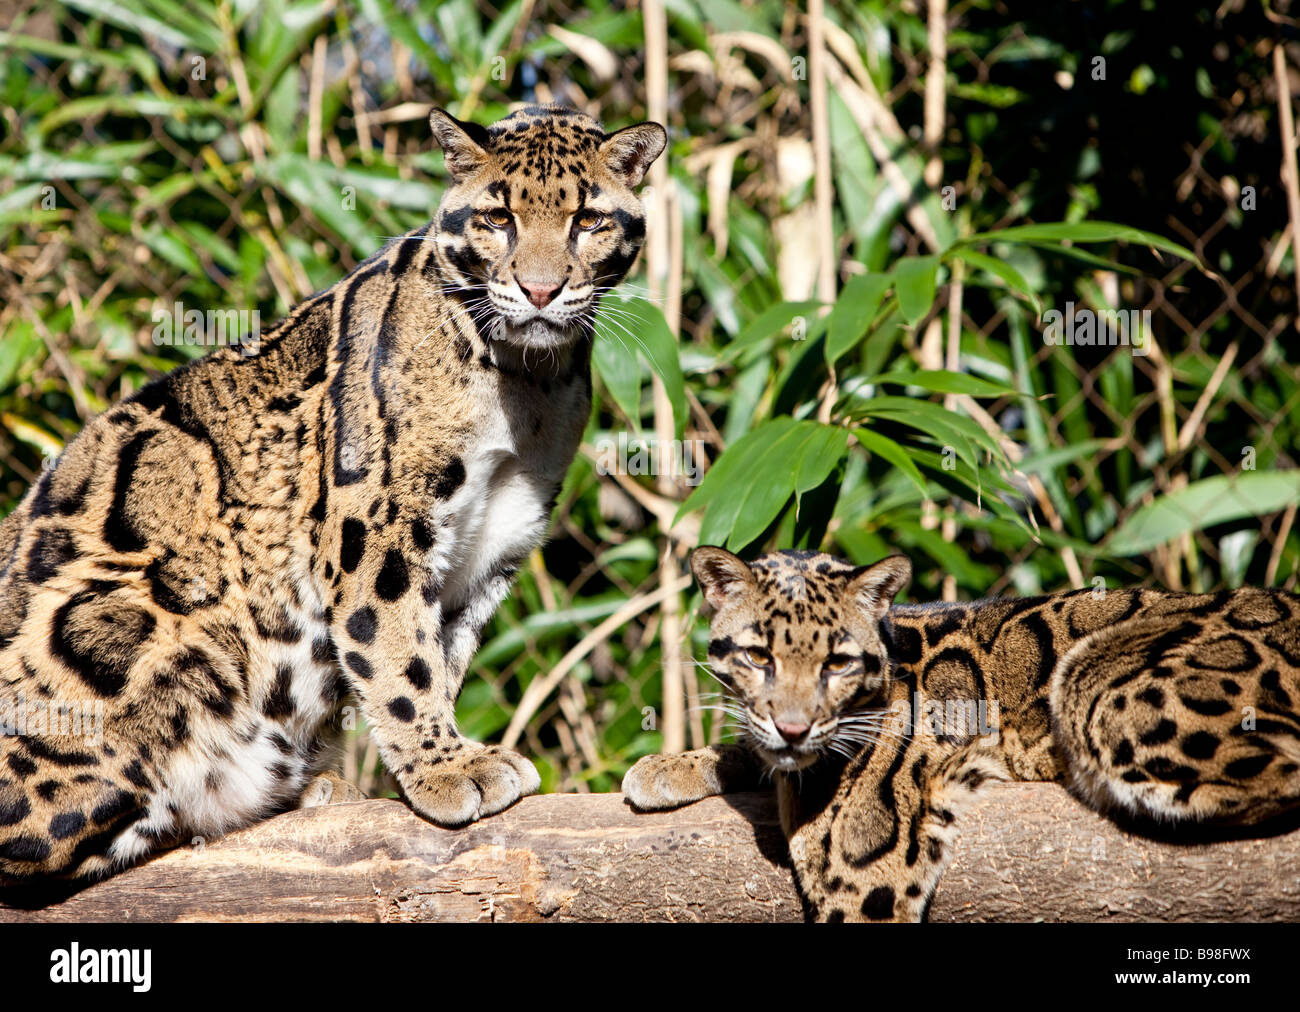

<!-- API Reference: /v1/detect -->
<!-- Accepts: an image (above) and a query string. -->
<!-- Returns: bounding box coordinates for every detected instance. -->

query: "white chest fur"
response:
[430,365,585,616]
[433,432,555,613]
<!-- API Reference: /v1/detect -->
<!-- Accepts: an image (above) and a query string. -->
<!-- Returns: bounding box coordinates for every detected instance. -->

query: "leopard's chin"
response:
[493,317,584,351]
[758,747,821,773]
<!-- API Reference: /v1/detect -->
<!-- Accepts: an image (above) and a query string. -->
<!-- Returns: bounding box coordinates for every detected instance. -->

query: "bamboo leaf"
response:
[942,247,1042,316]
[865,369,1023,399]
[826,272,891,365]
[853,427,928,495]
[597,296,686,440]
[1107,472,1300,556]
[893,255,940,325]
[955,221,1197,267]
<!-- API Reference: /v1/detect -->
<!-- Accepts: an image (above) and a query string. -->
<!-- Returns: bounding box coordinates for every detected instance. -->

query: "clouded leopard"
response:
[623,547,1300,922]
[0,105,666,880]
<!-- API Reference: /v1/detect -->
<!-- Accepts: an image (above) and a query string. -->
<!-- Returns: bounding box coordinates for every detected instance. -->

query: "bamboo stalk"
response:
[643,0,686,755]
[1266,504,1297,587]
[809,0,839,423]
[308,33,326,161]
[924,0,947,190]
[1274,42,1300,331]
[501,573,694,748]
[941,258,962,601]
[1176,341,1237,453]
[808,0,836,305]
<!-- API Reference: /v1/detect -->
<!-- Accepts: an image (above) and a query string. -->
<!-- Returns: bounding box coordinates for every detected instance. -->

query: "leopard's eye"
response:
[574,211,604,231]
[823,657,853,676]
[483,209,513,228]
[744,648,772,669]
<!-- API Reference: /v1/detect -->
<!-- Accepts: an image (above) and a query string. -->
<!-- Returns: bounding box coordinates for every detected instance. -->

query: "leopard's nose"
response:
[775,721,810,744]
[518,279,563,308]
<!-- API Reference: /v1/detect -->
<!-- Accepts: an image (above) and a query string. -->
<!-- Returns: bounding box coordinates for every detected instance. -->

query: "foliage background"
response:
[1,0,1297,797]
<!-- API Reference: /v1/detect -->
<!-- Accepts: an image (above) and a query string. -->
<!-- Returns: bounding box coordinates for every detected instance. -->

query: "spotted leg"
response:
[782,739,1008,922]
[325,499,538,827]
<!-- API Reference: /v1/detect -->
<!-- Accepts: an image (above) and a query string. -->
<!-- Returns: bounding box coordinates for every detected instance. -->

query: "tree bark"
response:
[2,785,1297,922]
[930,783,1300,922]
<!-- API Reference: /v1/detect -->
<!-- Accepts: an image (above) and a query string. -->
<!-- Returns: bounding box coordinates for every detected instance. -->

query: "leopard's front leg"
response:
[622,744,763,810]
[326,501,538,826]
[782,740,1008,922]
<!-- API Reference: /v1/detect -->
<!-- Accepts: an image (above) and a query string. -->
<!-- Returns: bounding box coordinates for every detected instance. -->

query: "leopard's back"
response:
[806,581,1300,920]
[886,585,1300,823]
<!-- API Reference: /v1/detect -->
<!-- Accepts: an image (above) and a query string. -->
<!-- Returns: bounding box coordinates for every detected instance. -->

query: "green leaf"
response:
[1107,472,1300,556]
[893,255,940,325]
[0,31,162,87]
[955,221,1197,267]
[595,296,686,439]
[942,247,1042,316]
[476,595,630,668]
[0,321,42,389]
[726,298,822,359]
[1017,439,1108,478]
[947,81,1028,108]
[255,154,374,254]
[795,426,851,507]
[37,94,232,137]
[852,427,928,495]
[683,417,799,538]
[727,422,849,550]
[61,0,224,51]
[826,272,892,365]
[848,396,1004,471]
[592,325,643,431]
[865,369,1023,399]
[1021,242,1143,274]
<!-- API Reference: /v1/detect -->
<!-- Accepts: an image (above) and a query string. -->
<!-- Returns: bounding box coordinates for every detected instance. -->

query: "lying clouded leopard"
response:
[0,105,666,880]
[624,547,1300,922]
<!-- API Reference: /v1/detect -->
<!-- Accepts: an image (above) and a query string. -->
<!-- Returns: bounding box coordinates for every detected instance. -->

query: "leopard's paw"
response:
[622,752,722,811]
[404,743,540,826]
[298,770,367,808]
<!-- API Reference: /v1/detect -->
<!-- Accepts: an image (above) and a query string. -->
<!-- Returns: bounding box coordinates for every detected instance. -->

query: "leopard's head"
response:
[692,547,911,773]
[428,104,666,351]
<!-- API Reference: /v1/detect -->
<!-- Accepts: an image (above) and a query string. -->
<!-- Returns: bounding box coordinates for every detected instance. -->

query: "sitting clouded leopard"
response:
[0,104,666,880]
[623,547,1300,922]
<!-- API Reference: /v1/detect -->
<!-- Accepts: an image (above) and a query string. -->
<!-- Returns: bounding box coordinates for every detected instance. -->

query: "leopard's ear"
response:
[846,555,911,621]
[430,108,492,182]
[598,121,667,188]
[691,546,755,611]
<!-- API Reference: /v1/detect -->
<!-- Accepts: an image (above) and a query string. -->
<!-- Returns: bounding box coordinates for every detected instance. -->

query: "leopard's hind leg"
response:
[0,731,160,882]
[1050,609,1300,828]
[298,769,366,807]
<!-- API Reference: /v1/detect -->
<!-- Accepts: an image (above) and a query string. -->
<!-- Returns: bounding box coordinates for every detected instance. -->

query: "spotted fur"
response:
[623,547,1300,921]
[0,105,666,880]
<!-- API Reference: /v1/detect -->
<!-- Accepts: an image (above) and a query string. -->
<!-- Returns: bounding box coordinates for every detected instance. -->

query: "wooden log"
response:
[0,792,802,923]
[2,784,1297,921]
[930,782,1300,922]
